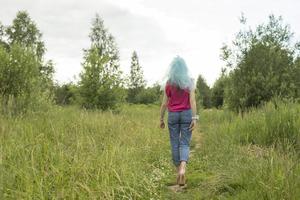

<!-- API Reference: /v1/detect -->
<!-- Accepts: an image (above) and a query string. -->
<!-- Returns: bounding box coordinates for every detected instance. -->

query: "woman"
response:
[160,56,198,186]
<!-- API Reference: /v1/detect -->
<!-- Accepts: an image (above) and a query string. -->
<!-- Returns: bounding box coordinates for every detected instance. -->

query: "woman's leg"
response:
[179,109,192,165]
[168,111,181,167]
[175,110,192,186]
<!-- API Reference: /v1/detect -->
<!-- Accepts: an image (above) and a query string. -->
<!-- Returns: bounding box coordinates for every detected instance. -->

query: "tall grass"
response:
[2,102,300,199]
[227,102,300,152]
[196,102,300,199]
[1,105,172,199]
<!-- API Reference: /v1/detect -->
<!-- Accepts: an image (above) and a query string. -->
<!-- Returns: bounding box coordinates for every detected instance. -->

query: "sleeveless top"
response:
[165,83,191,112]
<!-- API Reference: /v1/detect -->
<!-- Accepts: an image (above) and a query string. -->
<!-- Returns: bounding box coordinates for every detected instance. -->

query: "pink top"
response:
[165,83,191,112]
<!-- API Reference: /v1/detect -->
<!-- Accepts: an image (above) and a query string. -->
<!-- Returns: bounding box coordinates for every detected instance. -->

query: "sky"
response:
[1,0,299,86]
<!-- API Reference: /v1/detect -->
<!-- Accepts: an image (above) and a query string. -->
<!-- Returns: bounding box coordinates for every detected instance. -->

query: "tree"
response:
[127,51,146,103]
[0,21,4,39]
[211,69,227,108]
[294,57,300,99]
[134,83,161,105]
[79,14,124,110]
[0,44,50,113]
[196,74,211,108]
[5,11,54,87]
[0,11,53,114]
[221,14,299,112]
[6,11,45,59]
[54,83,78,105]
[0,21,8,49]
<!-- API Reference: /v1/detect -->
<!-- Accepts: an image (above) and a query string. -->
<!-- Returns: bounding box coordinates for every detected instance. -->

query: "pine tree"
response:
[127,51,146,103]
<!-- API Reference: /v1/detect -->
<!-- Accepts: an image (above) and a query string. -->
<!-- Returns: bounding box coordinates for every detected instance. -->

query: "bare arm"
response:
[189,89,197,131]
[190,89,197,117]
[160,91,168,129]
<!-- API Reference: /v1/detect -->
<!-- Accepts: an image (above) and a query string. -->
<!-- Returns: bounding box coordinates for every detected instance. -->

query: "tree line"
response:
[0,11,161,114]
[0,11,299,114]
[196,14,300,112]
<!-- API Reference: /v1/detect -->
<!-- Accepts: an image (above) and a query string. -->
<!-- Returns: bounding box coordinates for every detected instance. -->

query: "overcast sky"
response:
[1,0,299,86]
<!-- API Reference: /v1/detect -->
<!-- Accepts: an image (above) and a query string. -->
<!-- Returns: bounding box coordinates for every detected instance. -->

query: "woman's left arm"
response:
[189,89,197,131]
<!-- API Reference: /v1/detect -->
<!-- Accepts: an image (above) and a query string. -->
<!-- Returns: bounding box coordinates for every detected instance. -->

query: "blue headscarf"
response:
[161,56,194,91]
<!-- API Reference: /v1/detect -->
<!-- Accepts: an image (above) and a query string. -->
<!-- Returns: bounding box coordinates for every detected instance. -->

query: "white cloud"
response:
[1,0,299,86]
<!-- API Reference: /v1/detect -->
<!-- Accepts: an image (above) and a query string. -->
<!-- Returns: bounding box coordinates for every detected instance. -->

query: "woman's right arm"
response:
[160,91,168,129]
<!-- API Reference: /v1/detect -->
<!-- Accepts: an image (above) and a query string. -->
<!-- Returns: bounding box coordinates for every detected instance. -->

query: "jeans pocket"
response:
[168,111,178,124]
[181,109,192,124]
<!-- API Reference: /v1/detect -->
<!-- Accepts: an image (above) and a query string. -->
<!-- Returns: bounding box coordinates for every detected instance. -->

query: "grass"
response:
[1,105,172,199]
[162,102,300,199]
[1,102,300,199]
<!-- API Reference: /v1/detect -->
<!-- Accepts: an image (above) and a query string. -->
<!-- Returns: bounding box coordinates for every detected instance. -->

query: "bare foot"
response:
[177,161,186,186]
[178,161,186,175]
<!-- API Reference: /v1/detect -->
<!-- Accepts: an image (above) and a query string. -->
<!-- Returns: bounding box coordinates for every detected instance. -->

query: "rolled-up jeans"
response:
[168,109,192,167]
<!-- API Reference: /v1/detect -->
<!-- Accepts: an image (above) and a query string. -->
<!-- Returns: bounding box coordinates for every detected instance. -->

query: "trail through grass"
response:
[161,103,300,199]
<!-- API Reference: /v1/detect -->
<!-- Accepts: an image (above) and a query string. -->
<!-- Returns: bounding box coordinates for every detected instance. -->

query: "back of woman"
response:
[159,56,198,187]
[165,83,191,112]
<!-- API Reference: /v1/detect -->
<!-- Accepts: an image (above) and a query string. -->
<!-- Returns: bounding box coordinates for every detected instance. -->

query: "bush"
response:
[126,84,161,105]
[0,44,52,114]
[135,88,160,104]
[54,83,78,105]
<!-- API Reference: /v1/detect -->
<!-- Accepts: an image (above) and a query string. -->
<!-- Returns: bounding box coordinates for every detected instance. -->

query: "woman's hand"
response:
[160,120,165,129]
[189,119,196,131]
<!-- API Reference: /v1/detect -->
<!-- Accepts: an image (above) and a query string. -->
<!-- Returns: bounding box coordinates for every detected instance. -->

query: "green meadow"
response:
[1,102,300,199]
[1,6,300,200]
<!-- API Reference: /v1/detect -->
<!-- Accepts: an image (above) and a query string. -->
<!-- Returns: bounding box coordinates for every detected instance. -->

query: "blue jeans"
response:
[168,109,192,167]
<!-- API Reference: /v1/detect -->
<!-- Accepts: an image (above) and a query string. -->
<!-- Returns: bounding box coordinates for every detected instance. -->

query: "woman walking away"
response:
[160,56,198,186]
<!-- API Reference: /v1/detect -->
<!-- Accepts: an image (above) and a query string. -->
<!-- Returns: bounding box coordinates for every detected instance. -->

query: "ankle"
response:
[180,161,186,167]
[178,162,186,174]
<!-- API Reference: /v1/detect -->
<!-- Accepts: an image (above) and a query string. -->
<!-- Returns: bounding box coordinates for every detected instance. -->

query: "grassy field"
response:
[1,103,300,199]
